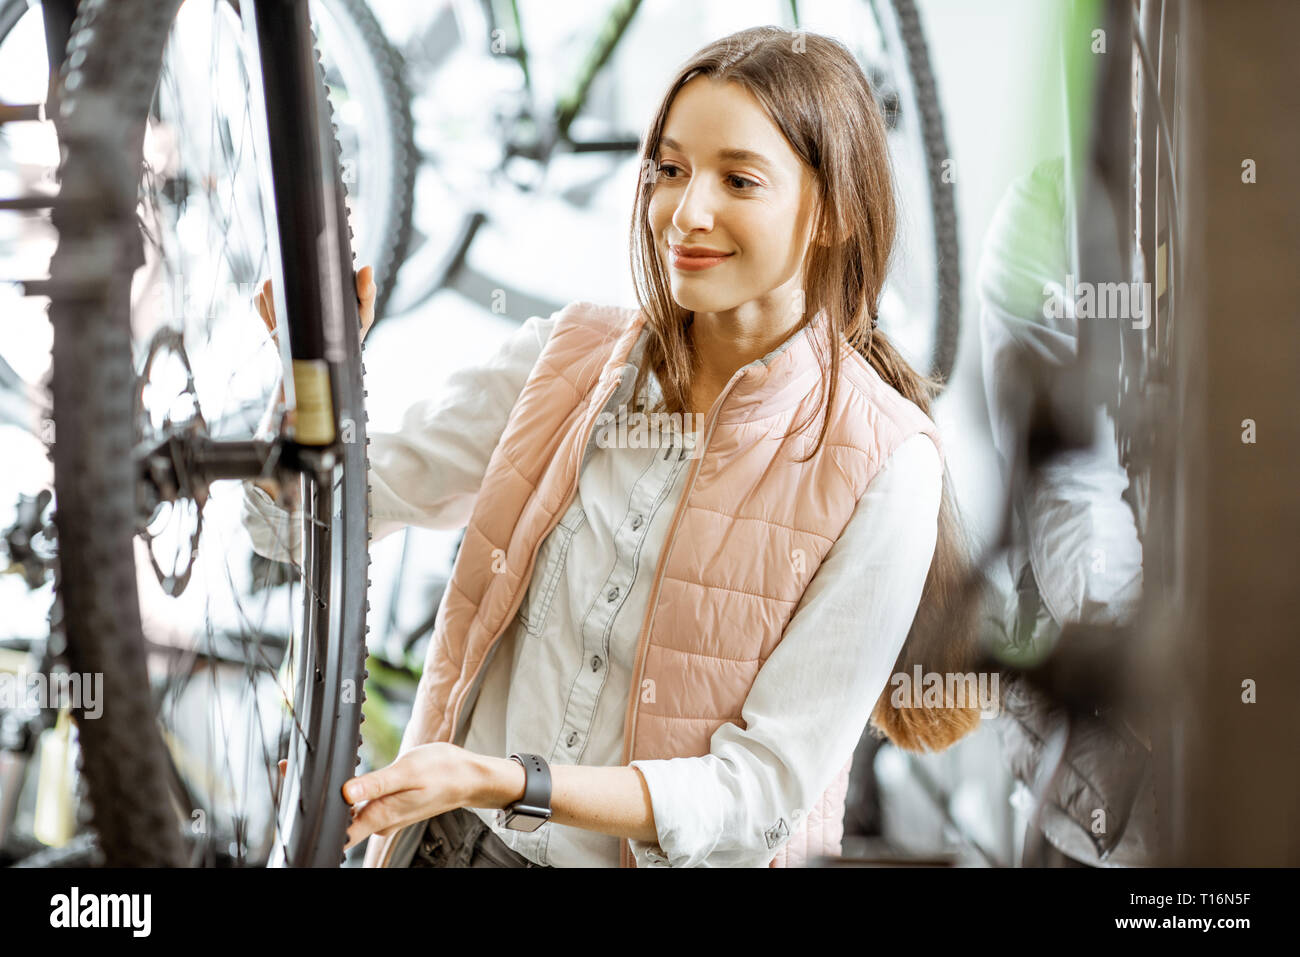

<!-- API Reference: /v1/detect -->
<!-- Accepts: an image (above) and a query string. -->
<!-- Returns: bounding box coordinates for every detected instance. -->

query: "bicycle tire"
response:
[46,0,370,867]
[880,0,961,386]
[0,0,24,40]
[321,0,417,322]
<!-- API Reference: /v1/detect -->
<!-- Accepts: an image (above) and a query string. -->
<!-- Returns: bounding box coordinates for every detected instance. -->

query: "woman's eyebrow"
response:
[660,136,775,173]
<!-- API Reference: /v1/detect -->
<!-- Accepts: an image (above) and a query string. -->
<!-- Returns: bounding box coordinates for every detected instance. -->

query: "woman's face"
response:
[649,76,819,321]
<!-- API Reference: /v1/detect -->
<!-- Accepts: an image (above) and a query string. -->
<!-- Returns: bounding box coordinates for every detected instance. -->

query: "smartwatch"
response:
[497,752,552,832]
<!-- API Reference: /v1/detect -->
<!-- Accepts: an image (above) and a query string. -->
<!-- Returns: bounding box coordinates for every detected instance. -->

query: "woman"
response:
[245,26,980,868]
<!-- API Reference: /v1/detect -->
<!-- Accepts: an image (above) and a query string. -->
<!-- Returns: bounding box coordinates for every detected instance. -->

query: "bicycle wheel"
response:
[313,0,418,322]
[0,0,416,320]
[787,0,960,385]
[869,0,961,387]
[46,0,369,866]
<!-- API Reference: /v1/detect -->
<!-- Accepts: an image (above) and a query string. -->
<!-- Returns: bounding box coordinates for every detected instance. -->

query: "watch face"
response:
[500,805,550,832]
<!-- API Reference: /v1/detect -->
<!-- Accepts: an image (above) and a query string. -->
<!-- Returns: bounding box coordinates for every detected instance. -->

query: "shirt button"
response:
[591,655,602,671]
[630,514,643,530]
[606,586,619,602]
[567,731,579,747]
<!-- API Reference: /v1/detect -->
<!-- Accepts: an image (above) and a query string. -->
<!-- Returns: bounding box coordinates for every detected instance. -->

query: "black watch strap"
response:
[500,752,551,831]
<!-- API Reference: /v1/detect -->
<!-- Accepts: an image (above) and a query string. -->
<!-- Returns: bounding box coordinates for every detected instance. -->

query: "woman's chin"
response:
[668,286,736,315]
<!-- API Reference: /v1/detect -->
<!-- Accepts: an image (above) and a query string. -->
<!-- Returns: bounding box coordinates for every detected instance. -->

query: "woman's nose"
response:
[671,178,716,235]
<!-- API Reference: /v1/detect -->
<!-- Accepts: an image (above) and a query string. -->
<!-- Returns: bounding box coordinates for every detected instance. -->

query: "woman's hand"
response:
[254,264,377,347]
[250,265,377,499]
[341,743,480,852]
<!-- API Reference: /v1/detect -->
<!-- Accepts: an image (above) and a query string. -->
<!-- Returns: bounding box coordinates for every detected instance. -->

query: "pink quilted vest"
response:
[365,300,943,868]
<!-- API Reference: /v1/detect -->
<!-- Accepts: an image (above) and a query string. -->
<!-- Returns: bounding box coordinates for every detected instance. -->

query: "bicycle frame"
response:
[479,0,645,161]
[242,0,347,449]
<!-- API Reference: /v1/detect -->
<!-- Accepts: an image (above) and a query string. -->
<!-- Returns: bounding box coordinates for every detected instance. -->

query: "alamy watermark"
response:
[0,670,103,719]
[49,887,150,937]
[1043,274,1153,329]
[593,407,706,456]
[889,666,1001,718]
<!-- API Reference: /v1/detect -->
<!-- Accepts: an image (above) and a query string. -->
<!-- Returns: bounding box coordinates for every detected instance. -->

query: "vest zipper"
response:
[618,367,748,866]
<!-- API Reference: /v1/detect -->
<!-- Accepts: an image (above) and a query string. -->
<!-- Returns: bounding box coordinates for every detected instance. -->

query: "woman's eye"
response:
[655,163,757,191]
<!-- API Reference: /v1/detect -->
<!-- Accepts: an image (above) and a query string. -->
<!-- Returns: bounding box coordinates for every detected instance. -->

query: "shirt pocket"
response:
[517,499,586,640]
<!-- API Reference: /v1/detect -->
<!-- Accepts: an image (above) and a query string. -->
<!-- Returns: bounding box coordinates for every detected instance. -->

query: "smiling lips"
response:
[670,244,734,271]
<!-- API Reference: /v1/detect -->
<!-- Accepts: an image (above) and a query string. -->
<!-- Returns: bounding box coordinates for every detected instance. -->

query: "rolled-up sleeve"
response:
[239,313,555,559]
[628,432,943,867]
[240,481,303,564]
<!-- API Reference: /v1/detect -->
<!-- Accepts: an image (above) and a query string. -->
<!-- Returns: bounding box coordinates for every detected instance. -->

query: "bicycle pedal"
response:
[0,103,45,125]
[0,194,58,212]
[0,190,107,215]
[21,276,114,301]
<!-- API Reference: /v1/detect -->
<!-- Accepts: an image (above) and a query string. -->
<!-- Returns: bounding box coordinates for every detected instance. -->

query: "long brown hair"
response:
[626,26,981,753]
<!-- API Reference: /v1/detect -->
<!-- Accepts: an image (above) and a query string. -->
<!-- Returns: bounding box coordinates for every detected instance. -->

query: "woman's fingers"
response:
[344,795,401,850]
[258,278,272,319]
[257,269,377,344]
[256,278,276,336]
[344,792,426,851]
[356,265,377,341]
[343,763,400,805]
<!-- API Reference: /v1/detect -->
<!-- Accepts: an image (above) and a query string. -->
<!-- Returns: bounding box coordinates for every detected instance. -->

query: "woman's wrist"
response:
[460,749,528,810]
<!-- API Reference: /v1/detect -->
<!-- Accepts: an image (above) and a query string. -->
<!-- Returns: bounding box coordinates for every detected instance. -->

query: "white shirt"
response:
[242,309,942,867]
